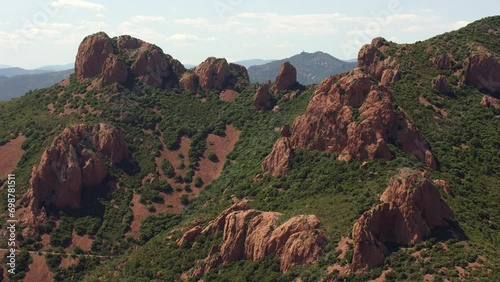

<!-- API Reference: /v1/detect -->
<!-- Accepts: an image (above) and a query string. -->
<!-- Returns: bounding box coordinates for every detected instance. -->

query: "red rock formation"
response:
[433,75,451,94]
[180,72,199,92]
[351,169,455,273]
[102,56,129,86]
[358,37,400,86]
[433,179,452,196]
[432,54,453,70]
[186,201,325,276]
[28,123,128,210]
[264,68,435,176]
[177,225,203,246]
[194,58,249,92]
[465,45,500,93]
[274,61,299,93]
[481,95,500,109]
[253,83,272,111]
[75,32,185,88]
[262,137,292,177]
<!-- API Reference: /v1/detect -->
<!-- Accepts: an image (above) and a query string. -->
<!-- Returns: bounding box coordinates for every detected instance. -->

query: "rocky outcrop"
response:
[75,32,115,82]
[28,123,128,210]
[75,32,185,88]
[432,54,453,70]
[262,68,435,176]
[253,83,272,111]
[481,95,500,109]
[351,169,455,273]
[358,37,400,86]
[273,62,300,93]
[180,72,199,92]
[194,57,249,92]
[433,75,451,94]
[262,137,293,177]
[465,45,500,93]
[186,201,325,276]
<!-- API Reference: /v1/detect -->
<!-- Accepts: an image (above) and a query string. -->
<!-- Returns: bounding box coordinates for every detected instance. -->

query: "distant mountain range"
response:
[233,59,276,69]
[0,69,73,101]
[248,51,357,85]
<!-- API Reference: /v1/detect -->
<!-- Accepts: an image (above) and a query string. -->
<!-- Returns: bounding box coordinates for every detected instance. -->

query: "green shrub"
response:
[207,152,218,162]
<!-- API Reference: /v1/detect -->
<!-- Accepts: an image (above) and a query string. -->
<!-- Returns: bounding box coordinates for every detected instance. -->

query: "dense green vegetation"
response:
[0,16,498,282]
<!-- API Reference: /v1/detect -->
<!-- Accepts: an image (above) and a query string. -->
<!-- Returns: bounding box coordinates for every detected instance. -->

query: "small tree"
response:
[207,152,218,162]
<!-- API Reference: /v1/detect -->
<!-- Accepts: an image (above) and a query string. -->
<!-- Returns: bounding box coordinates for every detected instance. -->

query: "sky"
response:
[0,0,499,69]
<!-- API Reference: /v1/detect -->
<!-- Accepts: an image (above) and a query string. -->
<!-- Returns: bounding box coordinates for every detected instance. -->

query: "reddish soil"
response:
[196,124,240,188]
[419,96,448,117]
[85,104,102,116]
[370,268,392,282]
[336,237,353,260]
[59,78,70,87]
[127,192,150,239]
[219,89,240,102]
[0,134,26,179]
[327,264,349,276]
[60,256,79,268]
[65,232,94,253]
[47,103,55,114]
[41,234,51,247]
[0,250,7,281]
[424,274,435,281]
[162,136,191,180]
[24,254,53,282]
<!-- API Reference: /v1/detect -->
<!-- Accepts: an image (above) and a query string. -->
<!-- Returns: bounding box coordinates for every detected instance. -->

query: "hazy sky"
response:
[1,0,498,68]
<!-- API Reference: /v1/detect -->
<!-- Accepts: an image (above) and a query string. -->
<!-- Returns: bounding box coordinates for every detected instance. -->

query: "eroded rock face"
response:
[194,57,249,92]
[262,68,435,176]
[358,37,400,86]
[185,201,325,276]
[262,137,292,177]
[253,83,272,111]
[179,72,199,92]
[433,75,451,94]
[75,32,114,82]
[465,45,500,93]
[75,32,185,88]
[28,123,128,210]
[351,169,455,273]
[274,62,299,93]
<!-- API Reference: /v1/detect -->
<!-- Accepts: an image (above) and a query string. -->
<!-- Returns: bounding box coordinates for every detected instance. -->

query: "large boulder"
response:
[253,83,272,111]
[273,61,300,93]
[351,169,455,273]
[194,57,249,92]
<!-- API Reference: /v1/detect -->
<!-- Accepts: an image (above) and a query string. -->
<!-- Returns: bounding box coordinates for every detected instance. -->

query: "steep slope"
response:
[248,51,357,85]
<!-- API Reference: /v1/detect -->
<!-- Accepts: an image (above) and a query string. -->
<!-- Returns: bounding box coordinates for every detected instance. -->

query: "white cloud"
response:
[131,16,166,23]
[172,17,210,27]
[51,0,104,11]
[450,20,470,30]
[275,42,293,49]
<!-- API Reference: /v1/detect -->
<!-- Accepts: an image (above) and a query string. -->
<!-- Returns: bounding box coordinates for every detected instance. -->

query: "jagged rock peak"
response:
[182,201,326,276]
[194,57,249,92]
[75,32,185,88]
[28,123,128,210]
[351,169,455,273]
[262,68,436,177]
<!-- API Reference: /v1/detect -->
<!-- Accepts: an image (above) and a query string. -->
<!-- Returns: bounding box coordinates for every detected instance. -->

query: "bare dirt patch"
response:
[370,268,392,282]
[219,89,240,102]
[0,134,26,179]
[424,274,435,281]
[336,237,353,260]
[59,78,70,87]
[196,124,240,187]
[24,254,53,282]
[47,103,55,114]
[327,264,349,276]
[127,191,151,240]
[419,96,448,117]
[60,256,79,268]
[65,232,94,253]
